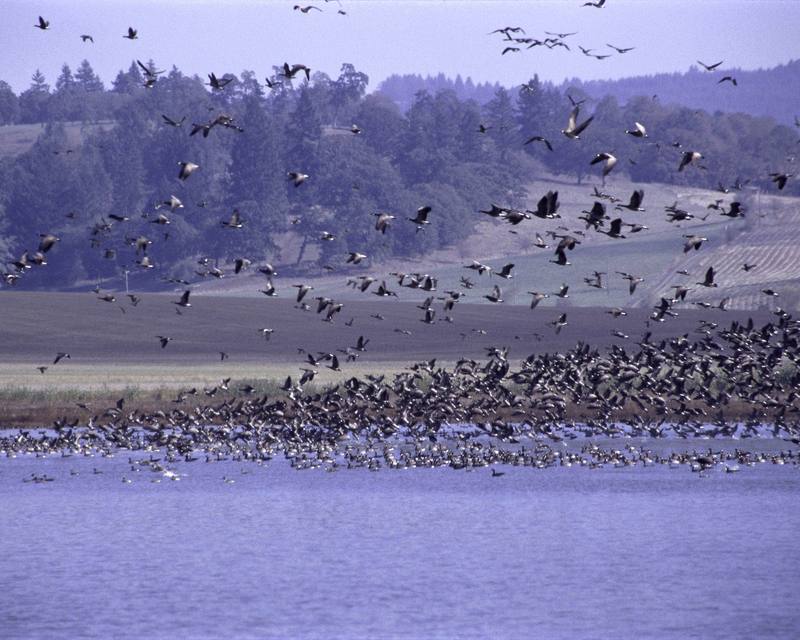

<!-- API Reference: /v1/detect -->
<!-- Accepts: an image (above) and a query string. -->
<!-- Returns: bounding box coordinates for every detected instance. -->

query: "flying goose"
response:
[562,106,594,139]
[34,16,50,30]
[178,161,199,180]
[123,27,138,40]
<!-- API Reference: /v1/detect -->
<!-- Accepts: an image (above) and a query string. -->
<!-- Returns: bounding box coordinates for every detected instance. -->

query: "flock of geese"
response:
[4,7,800,477]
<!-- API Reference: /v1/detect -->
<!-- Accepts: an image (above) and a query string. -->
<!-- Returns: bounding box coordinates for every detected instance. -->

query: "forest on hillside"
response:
[0,60,797,290]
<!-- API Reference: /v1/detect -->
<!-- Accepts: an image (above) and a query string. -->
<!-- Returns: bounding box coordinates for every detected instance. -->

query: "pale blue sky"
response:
[1,0,797,93]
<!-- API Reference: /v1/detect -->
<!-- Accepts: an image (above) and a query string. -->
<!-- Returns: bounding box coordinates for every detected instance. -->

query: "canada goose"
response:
[551,248,571,266]
[528,292,549,309]
[157,336,172,349]
[718,76,737,86]
[137,255,155,269]
[617,272,644,295]
[761,289,779,297]
[157,195,183,211]
[37,366,48,374]
[294,4,322,13]
[495,263,515,279]
[234,258,251,274]
[551,313,568,334]
[207,72,233,90]
[174,290,191,308]
[34,16,50,30]
[531,190,560,218]
[742,263,757,272]
[607,44,634,54]
[523,135,553,151]
[720,202,744,218]
[288,171,309,187]
[590,152,617,182]
[697,60,723,71]
[408,206,431,228]
[151,213,170,225]
[697,267,718,288]
[466,260,492,275]
[80,34,93,43]
[625,121,647,137]
[258,328,274,340]
[616,189,645,211]
[53,352,70,365]
[769,172,793,190]
[374,213,394,234]
[178,161,199,181]
[678,151,703,172]
[221,210,243,229]
[293,284,313,303]
[580,201,607,230]
[346,252,367,265]
[260,281,277,296]
[501,47,520,55]
[281,63,312,81]
[562,106,594,139]
[38,234,59,253]
[683,235,707,252]
[123,27,138,40]
[421,309,436,324]
[484,285,503,303]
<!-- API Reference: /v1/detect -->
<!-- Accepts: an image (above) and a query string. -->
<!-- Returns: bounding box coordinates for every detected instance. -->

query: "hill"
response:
[561,60,800,126]
[196,172,800,312]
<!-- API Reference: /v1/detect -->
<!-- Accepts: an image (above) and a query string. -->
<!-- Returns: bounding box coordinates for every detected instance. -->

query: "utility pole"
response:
[124,269,129,294]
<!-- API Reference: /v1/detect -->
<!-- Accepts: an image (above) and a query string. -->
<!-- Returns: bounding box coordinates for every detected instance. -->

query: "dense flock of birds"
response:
[5,6,800,478]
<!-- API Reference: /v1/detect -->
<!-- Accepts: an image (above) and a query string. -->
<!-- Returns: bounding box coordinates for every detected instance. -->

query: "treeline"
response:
[0,61,797,291]
[562,59,800,126]
[378,73,503,111]
[0,62,526,289]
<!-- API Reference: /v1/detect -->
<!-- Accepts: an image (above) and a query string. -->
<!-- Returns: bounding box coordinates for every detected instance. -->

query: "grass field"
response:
[195,173,800,310]
[0,290,773,425]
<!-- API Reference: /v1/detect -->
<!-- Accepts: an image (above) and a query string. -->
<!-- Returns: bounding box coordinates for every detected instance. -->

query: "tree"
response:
[75,60,104,92]
[0,81,20,124]
[18,70,51,123]
[484,87,517,160]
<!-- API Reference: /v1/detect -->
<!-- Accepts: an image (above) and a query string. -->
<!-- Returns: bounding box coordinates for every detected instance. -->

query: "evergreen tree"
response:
[0,81,20,124]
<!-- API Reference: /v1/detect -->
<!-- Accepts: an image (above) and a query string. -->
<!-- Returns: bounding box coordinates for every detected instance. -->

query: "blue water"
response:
[1,449,799,639]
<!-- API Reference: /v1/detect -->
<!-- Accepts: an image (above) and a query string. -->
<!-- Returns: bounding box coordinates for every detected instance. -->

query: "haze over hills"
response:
[377,60,800,125]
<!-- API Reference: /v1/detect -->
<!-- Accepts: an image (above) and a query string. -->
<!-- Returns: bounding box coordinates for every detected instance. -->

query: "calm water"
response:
[1,447,799,639]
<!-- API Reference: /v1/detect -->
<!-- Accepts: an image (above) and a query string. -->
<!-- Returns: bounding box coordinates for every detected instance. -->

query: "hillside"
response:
[561,60,800,126]
[196,172,800,311]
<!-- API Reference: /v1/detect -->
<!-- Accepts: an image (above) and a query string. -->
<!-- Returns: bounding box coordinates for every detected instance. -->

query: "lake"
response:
[1,444,799,639]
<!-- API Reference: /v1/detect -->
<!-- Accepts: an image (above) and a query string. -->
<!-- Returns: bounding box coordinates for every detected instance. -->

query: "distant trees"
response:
[1,60,798,291]
[0,81,19,124]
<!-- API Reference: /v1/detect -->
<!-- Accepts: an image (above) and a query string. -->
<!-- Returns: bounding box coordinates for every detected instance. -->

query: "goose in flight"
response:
[294,4,322,12]
[174,290,191,308]
[38,234,59,253]
[683,235,707,252]
[697,60,723,71]
[374,213,395,234]
[678,151,703,172]
[221,210,243,229]
[80,34,93,43]
[34,16,50,30]
[626,122,647,138]
[524,135,553,151]
[617,272,644,295]
[616,189,645,211]
[178,161,199,181]
[288,172,309,187]
[484,285,503,303]
[550,313,568,334]
[697,267,718,288]
[528,292,549,309]
[408,206,431,228]
[590,152,617,182]
[562,106,594,139]
[207,73,233,90]
[123,27,138,40]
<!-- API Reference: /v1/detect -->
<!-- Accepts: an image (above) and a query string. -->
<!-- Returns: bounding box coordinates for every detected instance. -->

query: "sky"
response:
[1,0,798,94]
